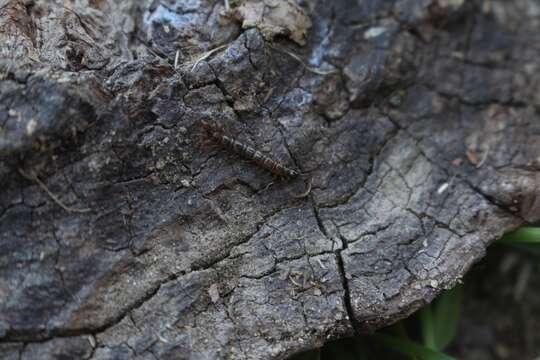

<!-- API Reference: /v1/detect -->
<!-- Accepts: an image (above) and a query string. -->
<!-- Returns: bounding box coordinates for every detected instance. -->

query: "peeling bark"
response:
[1,0,539,359]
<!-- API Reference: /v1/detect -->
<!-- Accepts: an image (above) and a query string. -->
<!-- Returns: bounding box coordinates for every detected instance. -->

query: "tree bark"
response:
[1,0,539,359]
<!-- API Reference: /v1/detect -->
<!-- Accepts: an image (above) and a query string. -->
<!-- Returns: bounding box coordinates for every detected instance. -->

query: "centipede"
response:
[198,120,300,179]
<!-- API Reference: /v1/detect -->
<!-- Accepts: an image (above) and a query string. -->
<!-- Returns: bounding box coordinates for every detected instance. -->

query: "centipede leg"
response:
[263,181,274,191]
[294,177,312,199]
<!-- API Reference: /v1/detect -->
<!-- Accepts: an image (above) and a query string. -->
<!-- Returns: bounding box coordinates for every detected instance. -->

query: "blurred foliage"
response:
[290,225,540,360]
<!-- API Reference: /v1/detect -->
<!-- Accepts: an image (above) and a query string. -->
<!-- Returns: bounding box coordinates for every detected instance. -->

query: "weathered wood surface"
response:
[1,0,539,359]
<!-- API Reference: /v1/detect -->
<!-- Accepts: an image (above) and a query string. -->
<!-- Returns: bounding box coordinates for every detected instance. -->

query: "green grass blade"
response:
[388,321,411,338]
[353,337,373,360]
[320,338,370,360]
[502,243,540,257]
[291,348,320,360]
[499,227,540,244]
[498,227,540,257]
[386,322,419,360]
[419,305,436,350]
[373,334,456,360]
[432,285,463,350]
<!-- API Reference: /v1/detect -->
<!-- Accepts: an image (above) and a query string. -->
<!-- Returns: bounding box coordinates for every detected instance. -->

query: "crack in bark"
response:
[2,272,179,343]
[319,124,400,209]
[385,113,525,223]
[310,198,359,334]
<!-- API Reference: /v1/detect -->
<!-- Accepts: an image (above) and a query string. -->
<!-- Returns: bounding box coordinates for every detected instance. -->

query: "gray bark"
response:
[1,0,539,359]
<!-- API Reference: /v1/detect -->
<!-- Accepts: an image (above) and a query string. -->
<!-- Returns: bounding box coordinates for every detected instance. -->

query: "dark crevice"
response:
[310,198,361,335]
[334,249,360,334]
[463,179,526,223]
[1,272,179,343]
[84,336,97,360]
[18,342,26,360]
[422,82,529,109]
[320,124,400,209]
[205,62,246,125]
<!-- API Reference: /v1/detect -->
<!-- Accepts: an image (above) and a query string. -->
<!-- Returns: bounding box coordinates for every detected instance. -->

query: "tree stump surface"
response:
[1,0,539,359]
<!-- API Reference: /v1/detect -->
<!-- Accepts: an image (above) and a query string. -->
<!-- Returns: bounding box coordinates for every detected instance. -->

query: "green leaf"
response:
[373,334,456,360]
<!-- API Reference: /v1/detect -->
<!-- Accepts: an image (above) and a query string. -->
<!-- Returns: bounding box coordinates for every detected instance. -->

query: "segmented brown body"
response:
[199,120,299,178]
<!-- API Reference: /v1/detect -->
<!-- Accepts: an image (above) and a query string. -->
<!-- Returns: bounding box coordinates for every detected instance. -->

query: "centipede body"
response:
[199,120,299,178]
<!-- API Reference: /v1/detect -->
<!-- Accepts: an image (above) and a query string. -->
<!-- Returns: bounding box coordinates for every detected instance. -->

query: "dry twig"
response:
[269,45,337,76]
[18,168,92,213]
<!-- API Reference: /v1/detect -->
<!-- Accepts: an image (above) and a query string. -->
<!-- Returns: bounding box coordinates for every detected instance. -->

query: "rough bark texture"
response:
[0,0,539,359]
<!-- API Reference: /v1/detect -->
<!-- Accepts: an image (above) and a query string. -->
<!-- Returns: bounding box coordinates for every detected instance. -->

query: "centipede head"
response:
[193,120,214,148]
[197,119,230,136]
